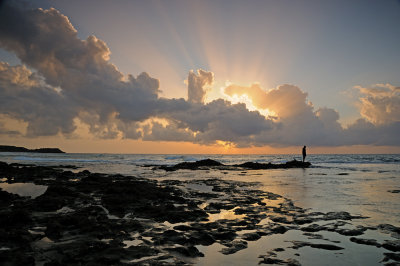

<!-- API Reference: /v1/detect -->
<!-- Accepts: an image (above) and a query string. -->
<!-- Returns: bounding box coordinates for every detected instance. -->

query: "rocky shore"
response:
[0,161,399,265]
[153,158,311,171]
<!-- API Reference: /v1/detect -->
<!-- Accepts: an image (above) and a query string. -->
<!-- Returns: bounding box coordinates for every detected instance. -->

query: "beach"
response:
[0,153,399,265]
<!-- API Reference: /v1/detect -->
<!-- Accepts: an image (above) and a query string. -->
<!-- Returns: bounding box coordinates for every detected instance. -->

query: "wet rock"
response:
[382,240,400,252]
[301,224,326,232]
[158,159,311,171]
[242,232,262,241]
[165,246,204,257]
[289,241,344,250]
[160,159,223,171]
[259,255,301,265]
[381,252,400,263]
[221,240,248,254]
[212,229,237,241]
[236,160,310,169]
[0,250,35,266]
[0,189,20,207]
[336,225,367,236]
[293,217,314,225]
[270,225,288,234]
[33,185,77,211]
[0,208,32,227]
[190,231,216,246]
[378,224,400,239]
[157,229,189,245]
[350,237,381,247]
[323,211,366,221]
[388,190,400,193]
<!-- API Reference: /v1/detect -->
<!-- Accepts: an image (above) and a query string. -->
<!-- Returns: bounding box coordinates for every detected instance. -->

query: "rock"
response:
[350,237,381,247]
[270,225,288,234]
[336,227,366,236]
[242,232,262,241]
[158,159,311,171]
[293,217,314,225]
[323,211,366,221]
[290,241,344,250]
[378,224,400,239]
[259,255,301,265]
[161,159,223,171]
[211,229,237,241]
[0,189,20,207]
[381,252,400,263]
[221,240,248,254]
[0,250,35,265]
[382,240,400,252]
[165,246,204,257]
[157,230,188,245]
[301,224,326,232]
[235,160,311,169]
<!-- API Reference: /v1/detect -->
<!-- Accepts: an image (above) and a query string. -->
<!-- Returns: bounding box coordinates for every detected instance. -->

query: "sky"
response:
[0,0,399,154]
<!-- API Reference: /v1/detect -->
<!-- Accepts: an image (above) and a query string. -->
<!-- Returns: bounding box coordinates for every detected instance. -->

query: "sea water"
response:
[1,153,399,225]
[0,153,399,265]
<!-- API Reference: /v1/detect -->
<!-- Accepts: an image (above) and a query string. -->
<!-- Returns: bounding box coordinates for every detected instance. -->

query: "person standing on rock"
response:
[302,146,307,162]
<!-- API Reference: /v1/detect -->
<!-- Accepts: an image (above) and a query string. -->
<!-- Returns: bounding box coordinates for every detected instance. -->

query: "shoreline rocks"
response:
[156,158,311,171]
[0,161,397,265]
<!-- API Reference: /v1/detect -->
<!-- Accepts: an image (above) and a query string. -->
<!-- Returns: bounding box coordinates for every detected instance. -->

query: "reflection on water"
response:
[0,182,47,198]
[206,208,246,222]
[197,229,389,266]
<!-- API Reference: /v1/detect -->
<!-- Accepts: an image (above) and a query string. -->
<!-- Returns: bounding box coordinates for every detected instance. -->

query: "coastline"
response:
[1,161,399,265]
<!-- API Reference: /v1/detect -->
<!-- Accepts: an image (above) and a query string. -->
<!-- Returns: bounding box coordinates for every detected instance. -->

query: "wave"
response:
[9,154,400,167]
[164,155,203,162]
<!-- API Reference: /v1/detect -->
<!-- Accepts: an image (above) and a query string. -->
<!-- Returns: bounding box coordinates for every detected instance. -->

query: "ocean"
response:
[1,153,399,265]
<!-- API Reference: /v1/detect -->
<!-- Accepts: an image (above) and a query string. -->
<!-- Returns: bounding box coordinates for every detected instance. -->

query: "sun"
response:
[225,92,273,117]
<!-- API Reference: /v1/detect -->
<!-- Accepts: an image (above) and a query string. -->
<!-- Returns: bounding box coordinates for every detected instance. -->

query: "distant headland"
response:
[0,145,65,153]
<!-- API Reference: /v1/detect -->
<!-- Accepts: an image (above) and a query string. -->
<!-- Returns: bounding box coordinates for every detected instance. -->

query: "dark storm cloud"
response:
[0,62,77,136]
[0,1,274,144]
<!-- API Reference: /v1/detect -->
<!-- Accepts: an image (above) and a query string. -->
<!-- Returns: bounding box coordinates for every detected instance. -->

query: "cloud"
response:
[355,83,400,125]
[225,83,313,118]
[167,99,274,145]
[0,2,398,148]
[0,62,77,136]
[0,1,274,146]
[187,69,213,103]
[224,82,400,147]
[0,121,21,136]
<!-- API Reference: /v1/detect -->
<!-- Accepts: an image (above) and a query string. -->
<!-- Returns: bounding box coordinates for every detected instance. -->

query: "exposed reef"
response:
[156,158,311,171]
[0,145,65,153]
[0,161,398,265]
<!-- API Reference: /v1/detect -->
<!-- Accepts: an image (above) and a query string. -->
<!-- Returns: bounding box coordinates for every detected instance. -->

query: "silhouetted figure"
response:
[302,146,307,162]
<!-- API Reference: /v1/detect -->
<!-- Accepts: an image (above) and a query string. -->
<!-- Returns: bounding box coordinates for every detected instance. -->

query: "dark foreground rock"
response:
[0,161,394,265]
[157,158,311,171]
